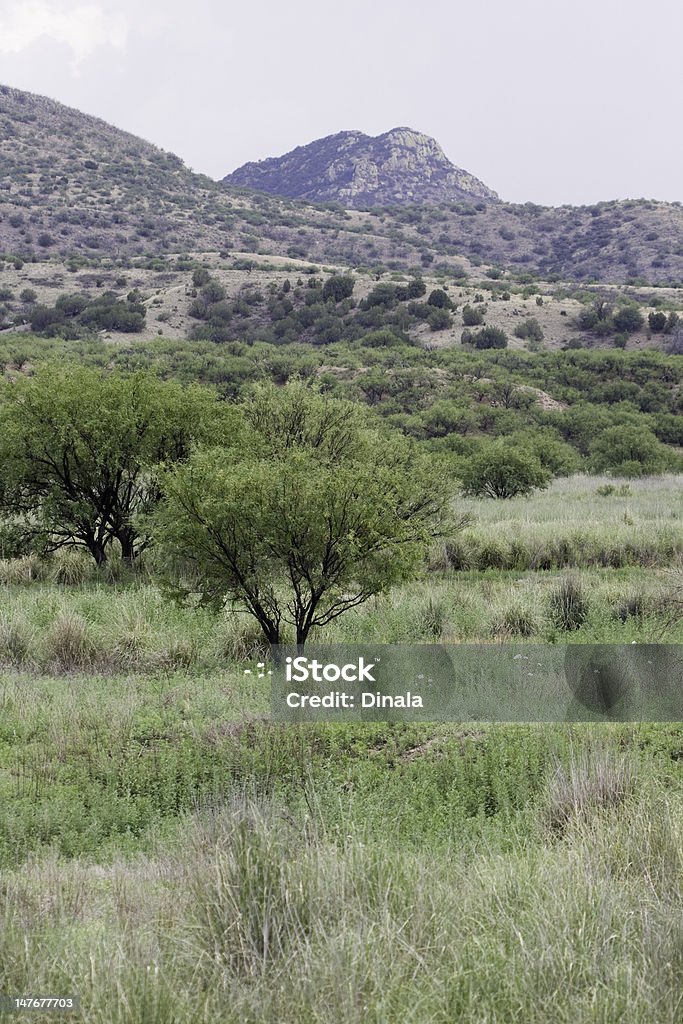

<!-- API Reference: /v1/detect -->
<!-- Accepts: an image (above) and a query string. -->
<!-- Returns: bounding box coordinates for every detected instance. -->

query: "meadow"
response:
[0,475,682,1022]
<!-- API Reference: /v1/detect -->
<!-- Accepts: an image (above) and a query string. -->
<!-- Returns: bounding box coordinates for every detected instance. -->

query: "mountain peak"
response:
[223,128,498,208]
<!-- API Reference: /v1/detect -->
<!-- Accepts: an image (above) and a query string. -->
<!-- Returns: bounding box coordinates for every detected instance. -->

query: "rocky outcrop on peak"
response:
[223,127,498,208]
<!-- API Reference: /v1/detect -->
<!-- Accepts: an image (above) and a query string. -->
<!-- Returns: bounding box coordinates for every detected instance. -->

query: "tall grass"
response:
[0,785,681,1023]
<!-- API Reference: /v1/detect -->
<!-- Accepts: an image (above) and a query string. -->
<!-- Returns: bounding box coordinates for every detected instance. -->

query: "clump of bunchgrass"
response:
[43,611,97,672]
[216,616,271,664]
[0,613,34,666]
[548,575,589,631]
[492,602,538,638]
[542,745,638,836]
[0,554,46,585]
[49,549,95,585]
[414,595,448,639]
[612,588,648,622]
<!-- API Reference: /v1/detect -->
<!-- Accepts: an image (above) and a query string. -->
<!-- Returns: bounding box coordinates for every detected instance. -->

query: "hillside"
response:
[0,84,683,285]
[223,127,498,207]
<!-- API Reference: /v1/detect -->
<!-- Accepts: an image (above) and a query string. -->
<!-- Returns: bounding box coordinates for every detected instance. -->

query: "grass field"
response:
[0,476,682,1022]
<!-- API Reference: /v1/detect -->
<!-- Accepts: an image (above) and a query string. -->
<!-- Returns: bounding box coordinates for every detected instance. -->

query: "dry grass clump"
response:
[43,612,98,672]
[216,617,271,663]
[49,549,95,585]
[414,594,448,639]
[612,588,649,622]
[542,745,638,835]
[0,554,46,585]
[491,602,538,638]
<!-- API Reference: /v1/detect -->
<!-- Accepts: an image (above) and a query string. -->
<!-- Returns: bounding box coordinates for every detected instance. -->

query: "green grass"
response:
[1,475,682,1021]
[1,744,682,1023]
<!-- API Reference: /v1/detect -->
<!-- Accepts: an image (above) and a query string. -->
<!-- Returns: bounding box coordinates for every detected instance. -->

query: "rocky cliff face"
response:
[223,127,498,207]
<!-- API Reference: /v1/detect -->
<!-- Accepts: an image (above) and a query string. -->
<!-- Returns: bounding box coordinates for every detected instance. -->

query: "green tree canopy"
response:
[461,441,551,499]
[153,383,455,645]
[589,424,669,476]
[322,275,355,303]
[0,366,229,565]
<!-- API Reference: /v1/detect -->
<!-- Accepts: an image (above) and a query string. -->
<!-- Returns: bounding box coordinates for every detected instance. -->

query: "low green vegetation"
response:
[0,292,680,1022]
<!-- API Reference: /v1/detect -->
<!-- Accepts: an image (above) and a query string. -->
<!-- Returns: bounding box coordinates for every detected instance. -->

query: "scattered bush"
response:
[462,304,484,326]
[471,326,508,349]
[513,317,544,343]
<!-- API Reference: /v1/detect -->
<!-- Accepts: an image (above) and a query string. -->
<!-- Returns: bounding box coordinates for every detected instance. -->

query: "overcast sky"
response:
[1,0,681,206]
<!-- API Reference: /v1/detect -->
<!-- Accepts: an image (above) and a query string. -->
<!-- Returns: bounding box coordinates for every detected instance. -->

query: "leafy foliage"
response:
[30,290,146,337]
[460,441,551,499]
[153,383,454,644]
[0,367,228,564]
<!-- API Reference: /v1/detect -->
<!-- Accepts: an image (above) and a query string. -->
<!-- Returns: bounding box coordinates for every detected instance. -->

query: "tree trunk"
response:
[85,537,107,566]
[118,529,137,567]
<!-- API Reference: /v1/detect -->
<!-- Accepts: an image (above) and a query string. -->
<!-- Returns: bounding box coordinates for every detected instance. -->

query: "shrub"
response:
[406,277,426,298]
[590,425,667,476]
[513,317,544,342]
[648,311,667,333]
[201,279,226,304]
[362,283,401,309]
[471,326,508,349]
[427,307,453,331]
[461,442,550,499]
[192,268,211,288]
[613,305,645,334]
[322,275,354,302]
[427,288,454,310]
[462,304,484,326]
[55,292,90,317]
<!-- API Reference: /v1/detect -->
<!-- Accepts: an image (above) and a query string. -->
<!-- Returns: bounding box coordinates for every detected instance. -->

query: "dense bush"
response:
[427,288,454,310]
[613,305,645,334]
[322,274,355,302]
[470,326,508,349]
[29,290,145,336]
[427,307,453,331]
[590,424,670,476]
[462,304,484,326]
[460,441,551,499]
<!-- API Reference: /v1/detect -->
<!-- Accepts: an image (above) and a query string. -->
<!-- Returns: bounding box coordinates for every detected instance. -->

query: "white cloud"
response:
[0,2,128,68]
